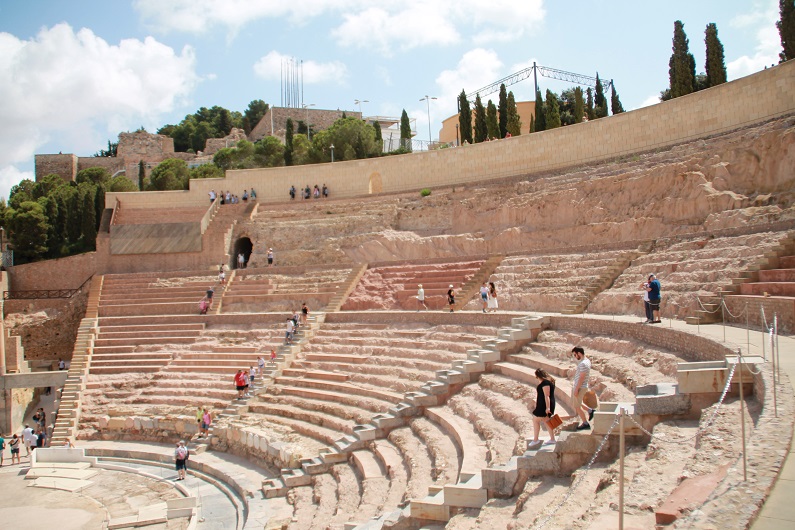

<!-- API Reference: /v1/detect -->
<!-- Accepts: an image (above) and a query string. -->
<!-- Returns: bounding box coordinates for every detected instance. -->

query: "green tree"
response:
[285,119,297,164]
[291,134,312,165]
[533,90,546,132]
[109,175,138,192]
[32,174,67,199]
[311,116,379,162]
[498,83,508,138]
[373,121,383,152]
[473,95,488,142]
[594,74,608,118]
[506,91,522,136]
[458,90,473,144]
[573,87,585,123]
[147,158,189,191]
[76,167,111,186]
[544,90,561,129]
[213,148,234,171]
[217,108,233,136]
[94,140,118,157]
[41,196,62,258]
[400,109,412,151]
[779,0,795,62]
[7,201,49,261]
[528,115,535,134]
[191,121,213,153]
[189,164,224,180]
[586,87,594,120]
[9,179,35,210]
[669,20,696,98]
[486,100,499,140]
[66,186,81,245]
[138,160,146,190]
[79,184,97,250]
[243,99,269,134]
[610,83,625,114]
[94,183,105,232]
[558,89,577,126]
[705,23,727,86]
[253,136,285,167]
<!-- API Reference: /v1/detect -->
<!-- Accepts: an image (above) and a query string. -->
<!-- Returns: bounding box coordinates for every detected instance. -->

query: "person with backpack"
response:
[174,440,189,480]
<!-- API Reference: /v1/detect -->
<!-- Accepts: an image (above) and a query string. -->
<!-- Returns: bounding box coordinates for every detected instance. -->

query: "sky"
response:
[0,0,783,201]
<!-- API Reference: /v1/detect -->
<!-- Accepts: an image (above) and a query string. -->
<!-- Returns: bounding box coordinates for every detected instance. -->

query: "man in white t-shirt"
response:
[22,425,36,456]
[285,318,295,345]
[571,347,592,430]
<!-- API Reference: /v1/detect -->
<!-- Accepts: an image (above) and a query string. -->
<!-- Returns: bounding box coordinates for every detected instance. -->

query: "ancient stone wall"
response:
[116,131,175,160]
[249,107,361,143]
[77,156,125,176]
[204,127,247,156]
[723,296,795,335]
[106,60,795,211]
[7,252,96,291]
[4,292,88,361]
[34,153,78,181]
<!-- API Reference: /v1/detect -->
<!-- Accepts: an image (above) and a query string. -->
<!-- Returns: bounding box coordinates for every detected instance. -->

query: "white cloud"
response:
[635,94,662,110]
[0,166,34,203]
[0,23,199,197]
[727,0,780,79]
[253,51,348,85]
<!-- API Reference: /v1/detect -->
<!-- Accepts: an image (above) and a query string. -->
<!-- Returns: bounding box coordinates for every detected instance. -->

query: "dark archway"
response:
[233,237,253,269]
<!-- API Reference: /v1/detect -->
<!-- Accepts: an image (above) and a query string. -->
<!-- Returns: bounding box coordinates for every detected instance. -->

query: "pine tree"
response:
[705,23,727,86]
[669,20,696,98]
[533,90,546,132]
[486,100,500,140]
[610,83,625,114]
[573,87,585,123]
[373,121,383,152]
[544,90,561,129]
[284,118,294,166]
[506,91,522,136]
[586,87,594,120]
[528,115,535,134]
[458,90,473,144]
[594,74,608,118]
[138,160,145,190]
[498,84,508,138]
[80,185,97,251]
[778,0,795,62]
[474,95,488,143]
[400,109,412,151]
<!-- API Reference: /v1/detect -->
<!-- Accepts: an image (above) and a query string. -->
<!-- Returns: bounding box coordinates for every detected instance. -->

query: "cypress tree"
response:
[506,91,522,136]
[373,121,383,152]
[400,109,412,151]
[458,90,473,144]
[80,185,97,250]
[586,87,594,120]
[284,118,294,166]
[138,160,145,190]
[705,23,727,86]
[498,84,508,138]
[669,20,696,98]
[528,115,535,135]
[610,83,625,114]
[486,100,499,140]
[594,74,608,118]
[573,87,585,123]
[473,95,488,143]
[533,90,546,132]
[544,90,561,129]
[778,0,795,62]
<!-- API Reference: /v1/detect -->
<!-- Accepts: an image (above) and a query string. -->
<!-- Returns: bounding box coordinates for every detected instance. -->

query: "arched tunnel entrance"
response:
[233,237,253,269]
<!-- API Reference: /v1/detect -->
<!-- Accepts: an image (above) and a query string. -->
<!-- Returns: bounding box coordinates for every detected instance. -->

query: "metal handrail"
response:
[3,274,93,300]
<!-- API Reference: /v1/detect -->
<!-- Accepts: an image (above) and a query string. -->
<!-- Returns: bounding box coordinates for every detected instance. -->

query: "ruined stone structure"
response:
[249,106,361,143]
[203,127,247,156]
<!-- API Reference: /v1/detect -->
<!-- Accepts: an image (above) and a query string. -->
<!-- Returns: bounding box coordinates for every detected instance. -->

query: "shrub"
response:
[420,188,432,197]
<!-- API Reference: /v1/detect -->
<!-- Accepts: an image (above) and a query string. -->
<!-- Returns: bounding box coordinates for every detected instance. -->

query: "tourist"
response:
[250,365,257,388]
[206,286,214,303]
[174,440,189,481]
[58,359,65,370]
[225,191,231,203]
[243,369,251,396]
[447,285,456,312]
[238,252,246,269]
[200,408,212,437]
[234,370,246,399]
[257,356,265,373]
[22,424,35,456]
[417,284,427,311]
[267,248,274,267]
[304,185,311,200]
[480,282,489,313]
[36,428,46,449]
[291,310,301,332]
[570,347,592,430]
[9,434,20,464]
[220,192,225,205]
[270,348,277,363]
[487,282,498,312]
[250,188,257,200]
[195,406,203,431]
[641,276,652,323]
[289,185,296,200]
[199,296,209,315]
[529,369,557,446]
[313,185,320,198]
[301,302,309,325]
[647,274,662,323]
[209,189,217,203]
[242,189,249,202]
[219,267,226,285]
[285,318,295,345]
[0,433,4,467]
[322,184,328,198]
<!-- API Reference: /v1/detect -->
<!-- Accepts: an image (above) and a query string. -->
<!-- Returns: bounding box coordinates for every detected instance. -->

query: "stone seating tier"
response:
[114,207,208,225]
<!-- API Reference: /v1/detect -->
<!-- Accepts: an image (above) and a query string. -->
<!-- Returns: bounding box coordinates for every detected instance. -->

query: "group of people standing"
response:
[416,281,498,313]
[641,273,662,324]
[290,184,329,200]
[209,189,256,205]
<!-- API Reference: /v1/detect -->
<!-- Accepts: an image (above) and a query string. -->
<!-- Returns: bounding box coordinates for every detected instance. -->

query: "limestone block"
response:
[141,418,154,430]
[98,415,110,429]
[133,417,142,430]
[107,418,126,431]
[174,420,185,433]
[158,420,175,432]
[482,458,519,498]
[676,360,728,394]
[267,441,284,459]
[213,425,227,439]
[635,383,691,415]
[444,474,487,508]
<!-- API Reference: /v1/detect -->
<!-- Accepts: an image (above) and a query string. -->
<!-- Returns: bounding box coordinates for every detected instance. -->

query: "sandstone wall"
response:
[7,252,96,291]
[34,154,78,181]
[249,107,361,143]
[77,156,125,176]
[106,61,795,211]
[4,293,88,361]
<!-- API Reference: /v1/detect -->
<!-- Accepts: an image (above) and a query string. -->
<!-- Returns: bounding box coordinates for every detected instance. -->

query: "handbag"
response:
[545,414,563,429]
[583,389,599,410]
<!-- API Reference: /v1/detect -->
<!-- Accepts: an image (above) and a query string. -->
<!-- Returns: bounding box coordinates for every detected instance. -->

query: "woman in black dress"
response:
[447,285,455,312]
[530,369,557,446]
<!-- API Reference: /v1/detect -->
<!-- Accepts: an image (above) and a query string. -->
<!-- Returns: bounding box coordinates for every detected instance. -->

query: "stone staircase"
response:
[455,255,504,309]
[325,263,368,312]
[562,251,641,315]
[51,275,102,446]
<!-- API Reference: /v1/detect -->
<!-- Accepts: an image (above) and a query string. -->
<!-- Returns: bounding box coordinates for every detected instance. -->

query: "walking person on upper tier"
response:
[416,284,427,311]
[447,285,456,312]
[646,274,662,323]
[487,281,498,312]
[570,347,593,431]
[529,369,557,446]
[479,282,489,313]
[174,440,189,481]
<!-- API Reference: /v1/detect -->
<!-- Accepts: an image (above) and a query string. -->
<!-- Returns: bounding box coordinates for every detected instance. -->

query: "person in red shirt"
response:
[234,370,245,399]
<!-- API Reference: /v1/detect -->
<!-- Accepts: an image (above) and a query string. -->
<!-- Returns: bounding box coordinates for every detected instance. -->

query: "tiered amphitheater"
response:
[21,65,795,529]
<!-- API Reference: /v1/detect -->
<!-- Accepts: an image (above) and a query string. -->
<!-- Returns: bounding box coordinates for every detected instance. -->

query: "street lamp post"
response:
[419,95,437,146]
[354,99,369,117]
[330,144,335,163]
[302,103,315,141]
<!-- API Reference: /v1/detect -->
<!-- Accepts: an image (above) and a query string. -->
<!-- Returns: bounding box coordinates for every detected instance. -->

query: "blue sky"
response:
[0,0,783,200]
